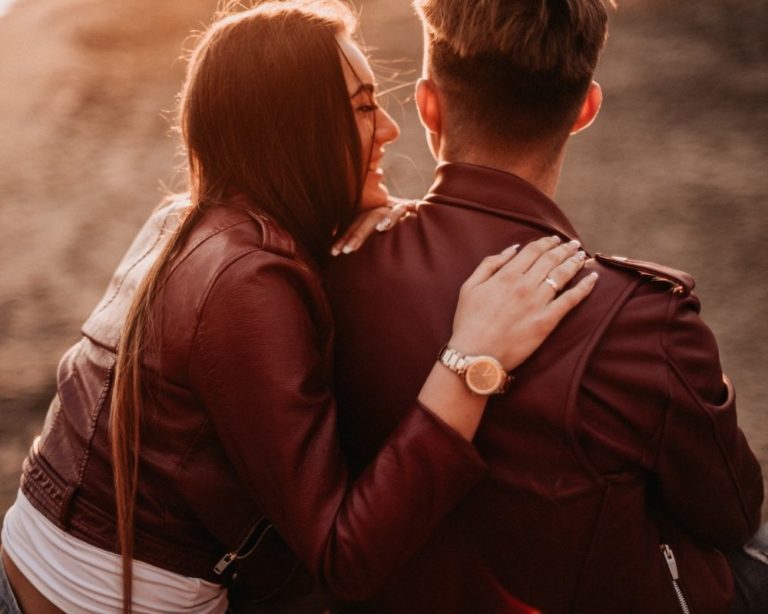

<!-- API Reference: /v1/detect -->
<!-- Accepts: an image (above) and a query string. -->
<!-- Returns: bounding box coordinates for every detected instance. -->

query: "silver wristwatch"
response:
[438,345,512,395]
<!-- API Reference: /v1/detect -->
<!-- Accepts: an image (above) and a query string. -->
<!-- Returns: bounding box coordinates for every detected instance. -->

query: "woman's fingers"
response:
[498,235,563,275]
[386,197,418,218]
[536,250,587,300]
[331,208,388,256]
[375,202,412,232]
[461,244,520,289]
[332,211,379,256]
[463,235,583,292]
[545,272,599,322]
[522,239,581,283]
[450,236,598,371]
[331,202,416,256]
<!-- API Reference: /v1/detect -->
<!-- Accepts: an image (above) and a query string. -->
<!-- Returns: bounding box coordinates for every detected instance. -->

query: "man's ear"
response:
[416,78,442,135]
[571,81,602,135]
[416,78,443,159]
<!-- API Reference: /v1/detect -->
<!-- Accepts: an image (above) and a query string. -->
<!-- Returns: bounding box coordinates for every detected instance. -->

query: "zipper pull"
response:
[213,551,237,575]
[661,544,679,580]
[212,518,270,577]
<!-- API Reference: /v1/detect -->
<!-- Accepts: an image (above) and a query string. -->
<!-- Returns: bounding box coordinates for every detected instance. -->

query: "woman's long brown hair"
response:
[110,2,365,611]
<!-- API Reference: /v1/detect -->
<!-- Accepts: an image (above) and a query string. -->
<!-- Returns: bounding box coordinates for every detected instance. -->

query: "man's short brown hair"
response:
[415,0,612,148]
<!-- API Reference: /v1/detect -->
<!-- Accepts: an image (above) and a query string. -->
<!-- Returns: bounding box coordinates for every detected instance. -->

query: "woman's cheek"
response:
[361,173,389,209]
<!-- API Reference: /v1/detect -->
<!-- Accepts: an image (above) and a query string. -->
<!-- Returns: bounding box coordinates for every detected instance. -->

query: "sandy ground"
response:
[0,0,766,525]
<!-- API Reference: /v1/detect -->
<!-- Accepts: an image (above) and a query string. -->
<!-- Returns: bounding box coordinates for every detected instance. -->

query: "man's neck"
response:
[440,145,567,200]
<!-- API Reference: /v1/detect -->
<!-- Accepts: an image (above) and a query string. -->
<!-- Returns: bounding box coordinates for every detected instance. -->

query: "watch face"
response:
[465,358,504,395]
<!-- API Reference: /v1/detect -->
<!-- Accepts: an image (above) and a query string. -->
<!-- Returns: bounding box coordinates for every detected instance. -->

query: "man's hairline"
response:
[416,21,599,158]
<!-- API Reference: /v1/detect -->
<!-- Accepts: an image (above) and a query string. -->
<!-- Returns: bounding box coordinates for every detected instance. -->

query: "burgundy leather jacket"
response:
[19,197,490,606]
[328,163,764,613]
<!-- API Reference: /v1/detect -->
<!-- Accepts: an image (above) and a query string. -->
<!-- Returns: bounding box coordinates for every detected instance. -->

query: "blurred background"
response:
[0,0,766,524]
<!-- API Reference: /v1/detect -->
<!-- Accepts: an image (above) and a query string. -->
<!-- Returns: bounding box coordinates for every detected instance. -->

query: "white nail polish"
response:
[502,243,520,256]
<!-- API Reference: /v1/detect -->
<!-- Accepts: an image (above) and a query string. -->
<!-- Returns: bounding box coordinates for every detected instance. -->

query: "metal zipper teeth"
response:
[672,580,691,614]
[214,518,272,575]
[660,544,692,614]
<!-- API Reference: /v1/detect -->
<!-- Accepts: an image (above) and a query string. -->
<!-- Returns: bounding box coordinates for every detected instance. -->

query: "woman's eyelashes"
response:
[353,88,379,114]
[356,103,379,113]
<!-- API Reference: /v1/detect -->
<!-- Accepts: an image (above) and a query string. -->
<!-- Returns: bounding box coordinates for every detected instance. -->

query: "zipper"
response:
[660,544,692,614]
[214,518,273,576]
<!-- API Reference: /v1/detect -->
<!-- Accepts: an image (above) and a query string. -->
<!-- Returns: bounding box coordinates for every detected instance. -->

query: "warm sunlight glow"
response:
[0,0,20,18]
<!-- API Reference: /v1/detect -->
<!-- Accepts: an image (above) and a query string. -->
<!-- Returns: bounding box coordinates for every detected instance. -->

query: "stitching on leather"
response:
[246,211,297,258]
[39,386,65,459]
[92,206,178,316]
[74,349,115,488]
[167,218,253,278]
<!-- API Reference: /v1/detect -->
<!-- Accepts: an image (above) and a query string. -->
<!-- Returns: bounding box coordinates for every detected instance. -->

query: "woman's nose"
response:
[376,107,400,146]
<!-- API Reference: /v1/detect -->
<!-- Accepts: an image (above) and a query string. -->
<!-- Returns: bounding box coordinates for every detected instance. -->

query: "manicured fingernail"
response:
[551,235,562,243]
[342,238,360,254]
[331,245,341,256]
[376,218,393,232]
[568,239,581,248]
[587,272,599,281]
[502,243,520,256]
[574,250,587,261]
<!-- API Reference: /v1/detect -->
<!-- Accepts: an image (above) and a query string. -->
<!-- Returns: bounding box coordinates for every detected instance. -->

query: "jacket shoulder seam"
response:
[168,218,256,278]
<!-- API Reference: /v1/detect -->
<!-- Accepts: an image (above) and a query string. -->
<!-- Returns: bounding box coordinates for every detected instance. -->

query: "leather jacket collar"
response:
[423,162,583,244]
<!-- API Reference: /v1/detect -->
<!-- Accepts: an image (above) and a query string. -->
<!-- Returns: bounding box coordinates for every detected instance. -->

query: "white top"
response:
[2,490,228,613]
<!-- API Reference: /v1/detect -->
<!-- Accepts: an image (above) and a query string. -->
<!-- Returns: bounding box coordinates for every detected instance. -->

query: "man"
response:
[328,0,765,612]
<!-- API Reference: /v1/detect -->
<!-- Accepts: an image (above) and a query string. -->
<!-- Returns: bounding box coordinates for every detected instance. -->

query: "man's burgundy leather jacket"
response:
[329,163,764,613]
[18,197,491,606]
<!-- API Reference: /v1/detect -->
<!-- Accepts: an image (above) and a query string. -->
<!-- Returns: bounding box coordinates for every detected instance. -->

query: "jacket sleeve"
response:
[188,250,487,600]
[652,291,763,548]
[580,284,763,550]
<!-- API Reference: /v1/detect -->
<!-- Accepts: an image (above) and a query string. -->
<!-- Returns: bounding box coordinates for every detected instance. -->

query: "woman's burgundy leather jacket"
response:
[19,198,488,604]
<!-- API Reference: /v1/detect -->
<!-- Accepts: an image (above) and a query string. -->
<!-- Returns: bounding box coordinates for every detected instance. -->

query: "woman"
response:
[0,2,596,613]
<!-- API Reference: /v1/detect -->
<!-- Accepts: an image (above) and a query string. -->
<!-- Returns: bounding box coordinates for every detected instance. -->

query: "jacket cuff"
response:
[412,399,489,477]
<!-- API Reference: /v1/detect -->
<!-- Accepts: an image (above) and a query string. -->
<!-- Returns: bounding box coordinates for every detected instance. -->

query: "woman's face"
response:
[337,37,401,209]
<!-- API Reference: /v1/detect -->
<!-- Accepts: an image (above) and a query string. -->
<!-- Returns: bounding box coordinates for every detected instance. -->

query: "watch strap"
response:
[438,345,471,375]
